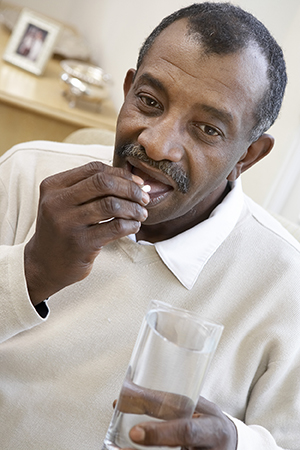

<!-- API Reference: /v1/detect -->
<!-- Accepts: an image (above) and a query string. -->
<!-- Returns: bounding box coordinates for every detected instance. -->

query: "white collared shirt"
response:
[129,179,244,290]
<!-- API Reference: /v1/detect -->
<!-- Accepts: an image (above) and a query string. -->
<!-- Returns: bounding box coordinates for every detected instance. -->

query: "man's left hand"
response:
[128,396,237,450]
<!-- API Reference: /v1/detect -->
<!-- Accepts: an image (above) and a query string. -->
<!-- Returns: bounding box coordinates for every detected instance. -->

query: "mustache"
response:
[116,144,190,194]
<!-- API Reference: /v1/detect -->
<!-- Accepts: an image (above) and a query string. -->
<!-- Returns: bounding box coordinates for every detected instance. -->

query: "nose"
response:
[137,116,185,162]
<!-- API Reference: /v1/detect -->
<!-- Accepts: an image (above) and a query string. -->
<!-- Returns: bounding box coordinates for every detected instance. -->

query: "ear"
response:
[227,133,274,181]
[123,68,136,98]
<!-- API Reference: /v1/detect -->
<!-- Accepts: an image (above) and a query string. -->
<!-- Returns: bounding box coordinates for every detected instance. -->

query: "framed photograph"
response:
[2,9,61,76]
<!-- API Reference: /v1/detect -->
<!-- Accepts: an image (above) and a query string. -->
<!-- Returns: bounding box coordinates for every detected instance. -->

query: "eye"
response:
[191,122,224,144]
[138,94,162,110]
[199,124,221,136]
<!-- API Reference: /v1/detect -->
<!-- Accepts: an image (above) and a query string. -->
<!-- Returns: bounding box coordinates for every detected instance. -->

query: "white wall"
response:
[3,0,73,23]
[239,1,300,220]
[4,0,300,220]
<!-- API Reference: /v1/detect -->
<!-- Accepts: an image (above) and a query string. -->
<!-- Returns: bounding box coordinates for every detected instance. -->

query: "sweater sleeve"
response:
[0,142,112,344]
[0,243,47,343]
[229,417,283,450]
[228,345,300,449]
[0,147,48,343]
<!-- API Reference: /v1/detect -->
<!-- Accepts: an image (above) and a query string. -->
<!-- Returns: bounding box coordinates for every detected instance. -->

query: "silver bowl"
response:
[60,60,112,108]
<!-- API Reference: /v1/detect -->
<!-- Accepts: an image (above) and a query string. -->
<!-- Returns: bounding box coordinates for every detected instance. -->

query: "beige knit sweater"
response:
[1,141,300,450]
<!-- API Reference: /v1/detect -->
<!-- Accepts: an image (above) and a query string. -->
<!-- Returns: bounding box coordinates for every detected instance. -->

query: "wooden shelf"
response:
[0,24,117,154]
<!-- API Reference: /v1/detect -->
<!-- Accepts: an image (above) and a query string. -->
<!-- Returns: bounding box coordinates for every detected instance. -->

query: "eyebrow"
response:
[136,72,234,127]
[135,72,166,92]
[198,104,234,127]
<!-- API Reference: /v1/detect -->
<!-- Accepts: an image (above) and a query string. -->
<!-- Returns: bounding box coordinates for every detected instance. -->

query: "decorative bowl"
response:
[60,59,112,108]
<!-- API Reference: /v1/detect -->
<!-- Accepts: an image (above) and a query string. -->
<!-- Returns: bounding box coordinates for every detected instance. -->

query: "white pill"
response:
[142,184,151,193]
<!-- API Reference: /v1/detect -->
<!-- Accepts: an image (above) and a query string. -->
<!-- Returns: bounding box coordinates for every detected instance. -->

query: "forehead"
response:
[137,20,268,127]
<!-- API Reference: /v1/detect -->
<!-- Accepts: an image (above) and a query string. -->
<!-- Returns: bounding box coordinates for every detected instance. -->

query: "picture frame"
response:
[2,9,61,76]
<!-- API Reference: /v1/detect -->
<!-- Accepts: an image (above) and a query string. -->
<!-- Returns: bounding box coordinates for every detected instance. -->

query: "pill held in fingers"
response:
[142,185,151,193]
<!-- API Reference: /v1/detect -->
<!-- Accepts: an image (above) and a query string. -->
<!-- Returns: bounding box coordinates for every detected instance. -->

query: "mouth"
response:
[127,159,174,206]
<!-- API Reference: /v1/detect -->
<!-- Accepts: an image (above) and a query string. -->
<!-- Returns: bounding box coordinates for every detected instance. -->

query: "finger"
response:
[129,415,222,448]
[87,218,142,248]
[43,161,143,188]
[117,376,194,420]
[129,403,238,450]
[70,172,150,207]
[195,396,222,416]
[75,197,148,226]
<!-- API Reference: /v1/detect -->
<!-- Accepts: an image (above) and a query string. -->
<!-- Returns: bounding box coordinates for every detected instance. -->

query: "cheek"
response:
[188,150,235,192]
[116,107,142,143]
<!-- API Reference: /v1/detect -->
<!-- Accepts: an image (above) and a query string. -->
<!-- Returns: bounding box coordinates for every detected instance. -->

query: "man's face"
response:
[113,19,268,232]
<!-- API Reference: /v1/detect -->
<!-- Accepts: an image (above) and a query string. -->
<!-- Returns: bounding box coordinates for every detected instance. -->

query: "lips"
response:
[132,166,172,195]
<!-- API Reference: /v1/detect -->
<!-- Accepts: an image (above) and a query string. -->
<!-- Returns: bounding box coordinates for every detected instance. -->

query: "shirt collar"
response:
[130,178,244,290]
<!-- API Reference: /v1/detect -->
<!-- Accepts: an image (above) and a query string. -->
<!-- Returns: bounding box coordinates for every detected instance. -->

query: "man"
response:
[0,3,299,449]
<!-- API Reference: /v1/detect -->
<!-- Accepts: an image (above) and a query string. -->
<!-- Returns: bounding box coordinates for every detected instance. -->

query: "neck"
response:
[137,181,231,243]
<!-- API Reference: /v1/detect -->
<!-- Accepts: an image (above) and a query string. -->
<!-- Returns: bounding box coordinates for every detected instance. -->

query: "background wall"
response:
[4,0,300,222]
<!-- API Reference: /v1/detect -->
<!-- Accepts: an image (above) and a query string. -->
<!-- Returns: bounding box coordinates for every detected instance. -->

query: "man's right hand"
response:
[24,161,150,306]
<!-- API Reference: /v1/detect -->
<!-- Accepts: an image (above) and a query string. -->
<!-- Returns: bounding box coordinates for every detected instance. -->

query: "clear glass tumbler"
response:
[102,300,224,450]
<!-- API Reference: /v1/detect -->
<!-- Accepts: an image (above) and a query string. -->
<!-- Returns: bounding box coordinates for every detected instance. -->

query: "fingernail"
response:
[132,221,141,233]
[130,426,145,443]
[141,207,148,220]
[141,192,150,205]
[132,174,144,186]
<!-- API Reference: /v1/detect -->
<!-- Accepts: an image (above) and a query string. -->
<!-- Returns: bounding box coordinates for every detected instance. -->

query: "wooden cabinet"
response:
[0,25,117,155]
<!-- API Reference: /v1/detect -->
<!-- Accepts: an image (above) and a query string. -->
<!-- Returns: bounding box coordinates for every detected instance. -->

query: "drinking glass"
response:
[103,300,223,450]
